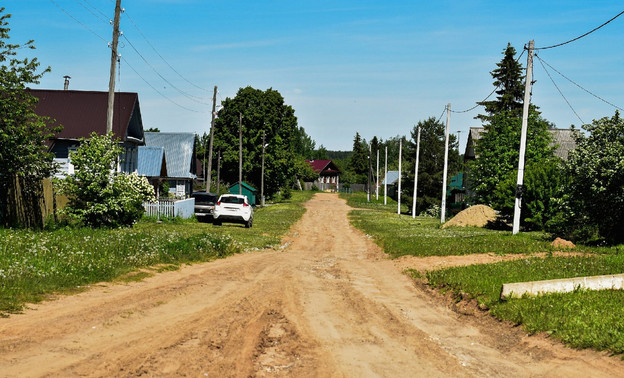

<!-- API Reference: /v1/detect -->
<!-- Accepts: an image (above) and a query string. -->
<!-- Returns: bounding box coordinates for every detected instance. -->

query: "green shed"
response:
[228,182,257,206]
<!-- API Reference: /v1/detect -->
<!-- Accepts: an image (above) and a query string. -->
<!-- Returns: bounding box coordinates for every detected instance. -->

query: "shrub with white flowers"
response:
[56,132,155,227]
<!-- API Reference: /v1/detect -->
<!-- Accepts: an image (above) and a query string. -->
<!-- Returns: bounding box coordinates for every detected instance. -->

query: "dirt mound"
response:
[551,237,575,249]
[442,205,497,229]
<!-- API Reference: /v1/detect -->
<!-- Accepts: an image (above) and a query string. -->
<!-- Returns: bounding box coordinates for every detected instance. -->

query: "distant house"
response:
[30,89,145,177]
[137,146,167,198]
[306,160,341,190]
[381,170,400,199]
[464,126,578,162]
[144,132,197,198]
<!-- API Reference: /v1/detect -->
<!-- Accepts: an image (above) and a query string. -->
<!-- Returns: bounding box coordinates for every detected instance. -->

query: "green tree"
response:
[348,132,368,184]
[0,8,61,227]
[212,86,299,198]
[56,133,155,227]
[477,43,525,121]
[562,111,624,243]
[403,117,461,214]
[470,44,554,208]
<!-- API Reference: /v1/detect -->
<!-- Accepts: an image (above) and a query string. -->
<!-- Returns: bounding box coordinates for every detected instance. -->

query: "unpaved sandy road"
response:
[1,193,623,377]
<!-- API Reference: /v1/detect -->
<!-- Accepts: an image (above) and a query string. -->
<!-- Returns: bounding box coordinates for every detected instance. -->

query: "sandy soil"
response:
[1,193,623,377]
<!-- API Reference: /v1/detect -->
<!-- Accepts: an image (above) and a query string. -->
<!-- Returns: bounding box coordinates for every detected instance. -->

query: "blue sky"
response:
[5,1,623,150]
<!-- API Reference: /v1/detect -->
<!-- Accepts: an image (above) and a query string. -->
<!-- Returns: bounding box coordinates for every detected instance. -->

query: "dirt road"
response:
[1,193,622,377]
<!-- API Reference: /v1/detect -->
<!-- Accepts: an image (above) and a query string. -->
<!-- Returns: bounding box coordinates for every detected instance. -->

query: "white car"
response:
[213,194,254,228]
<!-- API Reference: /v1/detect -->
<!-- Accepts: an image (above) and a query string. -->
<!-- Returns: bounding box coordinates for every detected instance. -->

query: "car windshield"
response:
[220,196,244,204]
[192,193,218,204]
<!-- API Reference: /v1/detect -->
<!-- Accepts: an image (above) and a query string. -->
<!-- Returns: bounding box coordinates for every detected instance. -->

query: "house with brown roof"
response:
[306,159,341,190]
[30,89,146,177]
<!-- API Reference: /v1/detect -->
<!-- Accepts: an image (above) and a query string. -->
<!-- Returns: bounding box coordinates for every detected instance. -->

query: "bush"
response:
[56,133,156,228]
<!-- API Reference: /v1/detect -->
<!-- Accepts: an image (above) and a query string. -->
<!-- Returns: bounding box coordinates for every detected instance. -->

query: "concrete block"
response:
[500,273,624,300]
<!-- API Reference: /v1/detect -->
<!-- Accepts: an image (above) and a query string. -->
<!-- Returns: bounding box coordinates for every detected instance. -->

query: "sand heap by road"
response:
[442,204,497,229]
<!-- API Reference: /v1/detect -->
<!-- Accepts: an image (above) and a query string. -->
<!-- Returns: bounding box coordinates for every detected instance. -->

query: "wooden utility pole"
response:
[513,40,535,235]
[206,85,218,192]
[441,103,451,223]
[412,126,421,219]
[238,113,243,195]
[106,0,122,133]
[261,131,266,206]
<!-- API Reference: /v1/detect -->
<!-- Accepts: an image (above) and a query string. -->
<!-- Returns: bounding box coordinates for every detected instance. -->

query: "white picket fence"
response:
[143,198,195,219]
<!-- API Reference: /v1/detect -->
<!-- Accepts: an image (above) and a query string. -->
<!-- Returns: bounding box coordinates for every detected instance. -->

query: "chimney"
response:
[63,75,71,90]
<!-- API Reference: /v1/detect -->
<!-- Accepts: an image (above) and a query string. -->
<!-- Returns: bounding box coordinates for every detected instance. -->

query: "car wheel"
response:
[214,220,222,226]
[245,218,252,228]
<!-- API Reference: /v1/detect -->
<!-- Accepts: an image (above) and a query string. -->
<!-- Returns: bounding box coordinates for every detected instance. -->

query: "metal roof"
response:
[144,132,196,179]
[137,146,166,177]
[382,170,400,185]
[30,89,144,144]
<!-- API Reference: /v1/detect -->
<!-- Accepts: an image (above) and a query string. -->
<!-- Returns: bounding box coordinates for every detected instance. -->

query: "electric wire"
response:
[123,11,212,93]
[121,55,201,113]
[74,0,109,24]
[122,34,210,105]
[436,106,447,123]
[450,48,526,114]
[535,54,624,112]
[535,54,585,125]
[534,10,624,50]
[48,0,107,43]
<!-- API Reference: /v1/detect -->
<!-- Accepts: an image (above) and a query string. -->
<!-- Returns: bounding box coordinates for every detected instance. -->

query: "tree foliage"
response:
[56,133,155,227]
[0,8,61,226]
[559,111,624,243]
[212,86,302,198]
[403,117,461,214]
[348,132,369,184]
[470,44,554,211]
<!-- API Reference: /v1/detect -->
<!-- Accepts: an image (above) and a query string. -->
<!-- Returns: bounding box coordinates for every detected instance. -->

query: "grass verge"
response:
[428,255,624,354]
[0,190,313,316]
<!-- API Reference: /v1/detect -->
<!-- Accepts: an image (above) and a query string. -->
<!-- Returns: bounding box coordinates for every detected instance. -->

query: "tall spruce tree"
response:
[348,132,369,184]
[470,43,554,209]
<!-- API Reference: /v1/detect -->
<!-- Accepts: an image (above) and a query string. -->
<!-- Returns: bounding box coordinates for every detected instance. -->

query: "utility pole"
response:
[106,0,122,134]
[261,131,266,206]
[412,126,421,219]
[239,113,243,195]
[513,40,534,235]
[397,139,402,215]
[367,142,372,202]
[384,146,388,205]
[456,130,461,151]
[376,148,379,200]
[441,103,450,224]
[206,85,218,193]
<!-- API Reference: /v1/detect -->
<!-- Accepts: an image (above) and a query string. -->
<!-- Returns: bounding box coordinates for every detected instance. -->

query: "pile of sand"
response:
[442,204,497,229]
[551,237,575,249]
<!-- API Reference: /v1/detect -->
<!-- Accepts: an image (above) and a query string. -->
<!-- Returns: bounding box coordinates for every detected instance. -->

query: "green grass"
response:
[0,190,313,316]
[427,255,624,354]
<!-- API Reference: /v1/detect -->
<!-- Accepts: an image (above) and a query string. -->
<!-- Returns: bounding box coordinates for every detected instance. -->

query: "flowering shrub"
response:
[56,133,155,227]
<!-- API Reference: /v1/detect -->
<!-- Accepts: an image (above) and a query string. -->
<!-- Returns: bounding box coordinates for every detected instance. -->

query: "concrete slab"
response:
[500,273,624,300]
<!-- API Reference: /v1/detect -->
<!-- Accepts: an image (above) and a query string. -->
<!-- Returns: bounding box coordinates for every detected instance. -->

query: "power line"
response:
[123,11,212,93]
[535,10,624,50]
[121,55,202,113]
[74,0,109,24]
[122,34,210,105]
[535,54,585,125]
[49,0,107,43]
[535,54,624,113]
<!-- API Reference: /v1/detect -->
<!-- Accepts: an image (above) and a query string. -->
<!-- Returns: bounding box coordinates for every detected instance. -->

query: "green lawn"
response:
[0,191,313,316]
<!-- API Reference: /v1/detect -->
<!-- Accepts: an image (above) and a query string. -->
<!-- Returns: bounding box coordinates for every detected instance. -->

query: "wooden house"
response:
[306,160,341,190]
